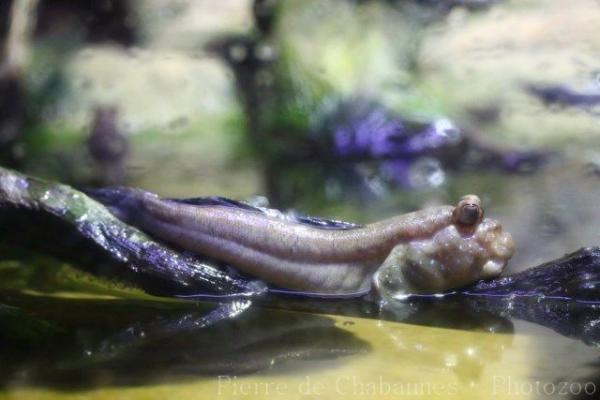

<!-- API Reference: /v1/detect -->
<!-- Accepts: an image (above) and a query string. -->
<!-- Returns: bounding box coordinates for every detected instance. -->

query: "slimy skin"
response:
[96,190,514,296]
[374,195,515,299]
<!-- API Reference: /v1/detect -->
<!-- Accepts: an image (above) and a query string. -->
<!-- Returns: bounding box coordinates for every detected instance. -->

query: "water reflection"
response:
[374,312,514,387]
[0,293,369,390]
[264,282,600,349]
[3,288,600,396]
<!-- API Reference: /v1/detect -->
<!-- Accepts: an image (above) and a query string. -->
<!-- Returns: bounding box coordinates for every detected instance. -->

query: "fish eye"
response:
[453,195,483,227]
[458,204,481,226]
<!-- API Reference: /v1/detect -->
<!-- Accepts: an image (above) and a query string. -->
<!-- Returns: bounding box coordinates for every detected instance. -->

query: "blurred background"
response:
[1,0,600,272]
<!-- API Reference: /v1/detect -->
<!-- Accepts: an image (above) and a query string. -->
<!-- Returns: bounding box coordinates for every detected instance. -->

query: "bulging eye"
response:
[459,204,481,226]
[453,194,483,227]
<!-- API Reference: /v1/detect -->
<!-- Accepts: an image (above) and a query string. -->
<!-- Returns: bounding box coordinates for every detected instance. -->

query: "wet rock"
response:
[465,247,600,301]
[0,166,261,299]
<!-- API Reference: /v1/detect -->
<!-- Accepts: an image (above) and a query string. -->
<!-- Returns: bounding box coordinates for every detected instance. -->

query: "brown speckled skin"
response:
[125,191,459,295]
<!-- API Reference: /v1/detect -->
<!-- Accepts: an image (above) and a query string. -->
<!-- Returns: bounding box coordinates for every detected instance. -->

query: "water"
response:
[0,278,599,399]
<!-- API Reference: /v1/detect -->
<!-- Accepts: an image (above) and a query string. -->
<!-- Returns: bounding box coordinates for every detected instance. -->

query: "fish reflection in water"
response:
[4,289,600,391]
[0,294,369,389]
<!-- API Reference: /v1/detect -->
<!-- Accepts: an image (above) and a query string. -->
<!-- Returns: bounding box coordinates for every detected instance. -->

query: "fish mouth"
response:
[473,218,515,279]
[375,217,515,297]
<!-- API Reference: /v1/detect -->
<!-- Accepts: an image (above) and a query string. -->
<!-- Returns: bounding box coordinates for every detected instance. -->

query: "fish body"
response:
[90,189,514,297]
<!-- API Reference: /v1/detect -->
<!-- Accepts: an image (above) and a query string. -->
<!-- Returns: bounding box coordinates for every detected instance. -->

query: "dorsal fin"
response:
[167,196,263,213]
[167,196,362,230]
[290,214,361,230]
